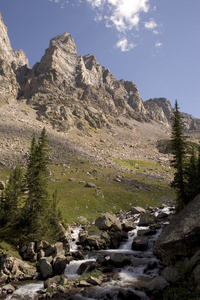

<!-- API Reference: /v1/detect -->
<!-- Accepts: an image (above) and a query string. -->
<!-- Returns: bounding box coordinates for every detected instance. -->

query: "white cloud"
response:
[49,0,160,52]
[85,0,150,32]
[155,41,162,47]
[144,18,157,30]
[116,37,135,52]
[86,0,105,8]
[153,29,159,35]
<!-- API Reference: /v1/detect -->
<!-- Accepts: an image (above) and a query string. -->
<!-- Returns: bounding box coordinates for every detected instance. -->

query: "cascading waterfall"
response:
[5,206,173,299]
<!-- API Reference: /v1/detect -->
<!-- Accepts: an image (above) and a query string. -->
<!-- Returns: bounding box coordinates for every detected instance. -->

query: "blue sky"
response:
[1,0,200,118]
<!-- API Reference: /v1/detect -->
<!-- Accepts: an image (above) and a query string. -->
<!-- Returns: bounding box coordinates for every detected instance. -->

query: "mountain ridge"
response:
[0,12,199,171]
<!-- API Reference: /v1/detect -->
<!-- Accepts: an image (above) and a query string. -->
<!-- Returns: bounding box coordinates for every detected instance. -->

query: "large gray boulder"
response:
[0,255,37,281]
[95,213,122,231]
[154,194,200,264]
[39,257,53,278]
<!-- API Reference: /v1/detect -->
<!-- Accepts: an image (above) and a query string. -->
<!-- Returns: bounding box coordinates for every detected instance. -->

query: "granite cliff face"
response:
[0,12,199,133]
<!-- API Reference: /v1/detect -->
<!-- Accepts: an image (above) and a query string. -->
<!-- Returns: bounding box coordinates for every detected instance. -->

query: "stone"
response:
[44,275,61,288]
[53,256,68,275]
[22,242,37,262]
[77,280,91,287]
[122,220,136,232]
[39,257,53,278]
[86,276,102,286]
[54,242,65,257]
[132,236,148,251]
[131,206,146,214]
[1,255,37,281]
[0,271,8,284]
[154,194,200,264]
[68,177,75,181]
[162,266,181,283]
[110,253,131,267]
[147,275,169,292]
[2,283,15,294]
[85,182,96,188]
[138,213,155,226]
[95,212,122,231]
[137,228,157,236]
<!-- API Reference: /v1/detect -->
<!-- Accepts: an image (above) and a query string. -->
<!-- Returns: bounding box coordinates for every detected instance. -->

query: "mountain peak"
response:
[49,32,77,55]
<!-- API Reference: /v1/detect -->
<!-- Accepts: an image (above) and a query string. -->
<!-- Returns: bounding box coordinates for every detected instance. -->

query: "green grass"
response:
[0,158,175,226]
[114,158,167,173]
[46,159,175,224]
[0,240,21,258]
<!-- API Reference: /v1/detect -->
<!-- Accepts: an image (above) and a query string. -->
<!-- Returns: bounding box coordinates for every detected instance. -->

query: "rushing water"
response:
[6,281,43,300]
[5,207,173,299]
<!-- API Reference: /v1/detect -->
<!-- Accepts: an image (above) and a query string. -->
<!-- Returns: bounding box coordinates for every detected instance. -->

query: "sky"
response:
[1,0,200,118]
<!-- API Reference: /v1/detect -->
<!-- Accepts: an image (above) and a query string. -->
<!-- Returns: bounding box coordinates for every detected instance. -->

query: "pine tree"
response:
[24,128,50,233]
[170,100,187,211]
[0,165,23,226]
[185,149,198,203]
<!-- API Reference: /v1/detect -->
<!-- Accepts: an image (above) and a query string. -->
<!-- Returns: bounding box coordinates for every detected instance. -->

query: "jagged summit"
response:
[0,12,200,133]
[0,13,30,101]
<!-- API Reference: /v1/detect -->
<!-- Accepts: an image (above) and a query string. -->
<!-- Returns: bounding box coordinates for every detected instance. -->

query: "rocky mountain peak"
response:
[0,13,12,59]
[0,13,29,101]
[0,12,199,133]
[49,33,77,55]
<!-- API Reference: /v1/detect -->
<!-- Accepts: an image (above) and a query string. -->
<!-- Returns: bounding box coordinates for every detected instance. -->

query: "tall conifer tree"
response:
[0,165,23,226]
[25,128,50,232]
[170,100,187,210]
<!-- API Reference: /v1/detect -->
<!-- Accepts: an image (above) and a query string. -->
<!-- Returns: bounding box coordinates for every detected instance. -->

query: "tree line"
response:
[0,128,61,243]
[170,100,200,211]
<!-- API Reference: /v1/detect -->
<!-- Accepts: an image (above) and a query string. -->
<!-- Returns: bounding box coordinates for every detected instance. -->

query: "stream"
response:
[6,207,173,300]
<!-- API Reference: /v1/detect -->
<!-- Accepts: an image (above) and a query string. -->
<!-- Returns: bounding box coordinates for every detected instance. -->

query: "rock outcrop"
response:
[0,13,30,102]
[154,194,200,264]
[0,255,37,283]
[0,12,200,133]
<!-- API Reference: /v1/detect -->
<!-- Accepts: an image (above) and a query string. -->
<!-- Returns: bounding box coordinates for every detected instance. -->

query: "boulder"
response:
[44,275,66,288]
[137,228,157,236]
[110,253,131,267]
[95,212,122,231]
[0,271,8,284]
[131,206,146,214]
[154,194,200,264]
[22,242,37,262]
[0,255,37,281]
[53,256,68,275]
[162,266,181,283]
[122,220,136,232]
[85,182,96,188]
[147,276,169,293]
[2,283,15,294]
[138,213,155,226]
[39,257,53,278]
[86,276,102,286]
[77,280,91,287]
[132,236,148,251]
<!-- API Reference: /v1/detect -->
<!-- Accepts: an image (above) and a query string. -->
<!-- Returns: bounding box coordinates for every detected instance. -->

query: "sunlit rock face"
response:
[0,12,200,132]
[21,32,147,130]
[0,13,29,101]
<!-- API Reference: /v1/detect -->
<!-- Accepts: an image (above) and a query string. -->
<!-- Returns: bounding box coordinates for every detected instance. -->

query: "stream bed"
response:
[6,206,173,300]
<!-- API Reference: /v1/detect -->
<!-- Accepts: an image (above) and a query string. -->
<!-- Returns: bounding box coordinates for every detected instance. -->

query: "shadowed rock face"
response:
[154,194,200,264]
